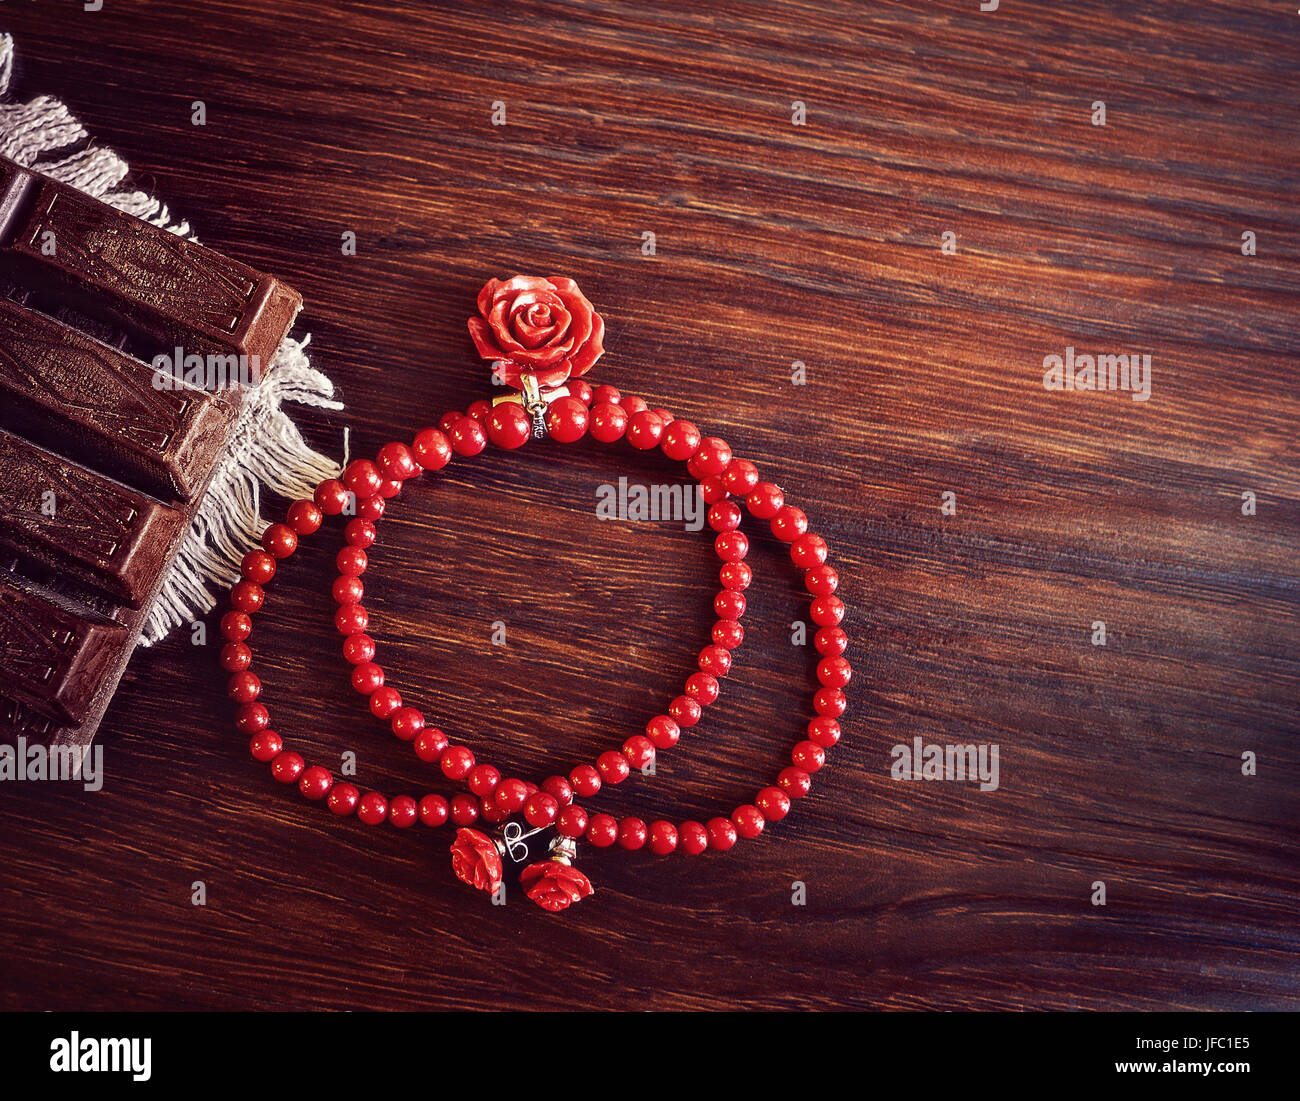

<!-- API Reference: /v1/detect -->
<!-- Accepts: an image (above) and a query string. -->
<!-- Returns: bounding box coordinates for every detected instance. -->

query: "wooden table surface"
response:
[0,0,1295,1012]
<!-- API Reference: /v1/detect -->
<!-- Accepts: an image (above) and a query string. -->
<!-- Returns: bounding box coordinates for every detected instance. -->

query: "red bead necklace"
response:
[219,276,849,912]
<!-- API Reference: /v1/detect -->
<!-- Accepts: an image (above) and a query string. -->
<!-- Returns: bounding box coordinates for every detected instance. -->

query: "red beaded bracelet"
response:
[220,274,848,912]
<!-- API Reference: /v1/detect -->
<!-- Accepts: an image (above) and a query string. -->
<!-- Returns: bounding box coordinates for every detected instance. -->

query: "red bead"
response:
[746,482,784,519]
[646,714,681,749]
[722,459,760,495]
[328,783,360,816]
[335,603,368,635]
[732,805,765,838]
[219,642,252,673]
[808,717,842,747]
[622,735,656,770]
[249,730,282,762]
[714,590,746,619]
[810,596,845,627]
[450,793,480,826]
[541,775,573,805]
[791,533,829,568]
[332,575,364,605]
[240,550,276,584]
[336,546,367,576]
[585,813,619,848]
[357,792,388,825]
[756,786,791,821]
[626,410,664,450]
[342,459,383,499]
[463,764,498,798]
[440,745,475,781]
[815,627,848,656]
[708,500,742,532]
[714,531,749,562]
[227,671,261,703]
[591,384,621,406]
[617,816,648,850]
[650,407,674,425]
[648,820,679,855]
[815,687,848,717]
[494,778,529,813]
[557,804,589,838]
[678,821,709,855]
[234,702,269,734]
[342,632,376,665]
[817,656,852,689]
[669,695,701,727]
[229,581,264,614]
[699,645,732,677]
[357,495,385,522]
[706,817,738,851]
[314,478,351,516]
[377,478,402,501]
[414,726,449,763]
[270,751,305,784]
[418,793,450,827]
[344,518,376,549]
[389,795,419,828]
[569,764,602,798]
[589,401,629,443]
[568,380,594,405]
[720,562,753,591]
[299,765,333,801]
[412,428,453,471]
[376,442,419,481]
[771,505,809,543]
[450,416,488,456]
[596,750,631,785]
[660,419,702,461]
[792,740,825,772]
[699,475,729,504]
[778,766,812,798]
[479,799,508,825]
[545,395,589,443]
[524,792,560,828]
[620,394,648,415]
[804,565,838,597]
[694,437,733,476]
[712,620,744,649]
[369,687,402,718]
[438,412,461,434]
[487,403,531,449]
[685,672,719,705]
[350,662,384,695]
[467,399,493,426]
[286,499,323,535]
[390,706,425,741]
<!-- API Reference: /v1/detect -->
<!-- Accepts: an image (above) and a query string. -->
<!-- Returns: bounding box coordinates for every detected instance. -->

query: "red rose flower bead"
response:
[693,438,733,477]
[545,395,590,443]
[487,403,531,449]
[299,766,333,801]
[389,795,419,828]
[648,820,679,855]
[241,550,276,585]
[732,805,765,839]
[618,817,648,850]
[589,401,629,442]
[270,750,305,784]
[418,794,450,827]
[706,817,738,851]
[746,482,784,519]
[450,827,505,892]
[722,459,760,496]
[791,533,829,568]
[249,730,282,762]
[328,783,361,817]
[715,531,749,562]
[524,792,560,828]
[585,813,619,848]
[314,478,351,515]
[756,786,791,821]
[778,766,812,798]
[660,419,701,461]
[412,427,453,471]
[342,459,383,499]
[771,505,809,543]
[646,714,680,749]
[357,792,388,825]
[450,416,488,456]
[678,821,709,855]
[557,804,589,838]
[596,751,631,785]
[626,410,664,449]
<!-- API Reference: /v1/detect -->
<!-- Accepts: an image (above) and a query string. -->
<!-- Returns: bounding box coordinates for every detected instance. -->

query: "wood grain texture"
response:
[0,0,1295,1011]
